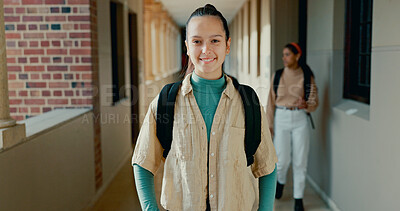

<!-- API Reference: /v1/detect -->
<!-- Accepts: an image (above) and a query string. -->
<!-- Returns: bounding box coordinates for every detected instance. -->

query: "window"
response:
[344,0,373,104]
[110,2,126,104]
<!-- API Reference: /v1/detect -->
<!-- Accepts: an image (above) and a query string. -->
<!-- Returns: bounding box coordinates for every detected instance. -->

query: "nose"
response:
[202,42,211,55]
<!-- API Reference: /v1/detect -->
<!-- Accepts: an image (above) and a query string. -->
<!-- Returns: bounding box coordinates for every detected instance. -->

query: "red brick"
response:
[41,57,51,63]
[22,0,43,4]
[25,66,44,71]
[40,41,49,47]
[45,16,66,21]
[9,107,17,113]
[9,90,17,97]
[71,65,91,71]
[70,49,90,55]
[52,40,61,46]
[63,40,73,46]
[81,57,91,63]
[62,24,74,30]
[45,0,65,4]
[82,90,92,96]
[9,99,23,105]
[7,49,22,55]
[27,82,46,88]
[80,23,90,29]
[42,73,51,79]
[53,73,62,79]
[29,41,39,47]
[68,15,90,21]
[70,32,90,38]
[46,32,67,38]
[23,16,43,21]
[64,57,73,63]
[28,24,37,30]
[24,49,44,55]
[53,90,62,96]
[19,90,28,96]
[16,8,25,13]
[73,8,77,13]
[64,90,73,96]
[4,16,20,22]
[75,73,80,79]
[4,0,21,5]
[43,107,52,112]
[17,24,26,30]
[30,90,40,96]
[9,82,24,89]
[19,107,29,113]
[4,8,14,14]
[42,90,51,96]
[18,58,27,63]
[68,0,88,4]
[30,74,40,79]
[47,49,67,55]
[72,99,92,105]
[25,99,46,105]
[7,58,16,63]
[6,33,21,39]
[8,73,17,80]
[24,33,44,39]
[49,82,69,88]
[18,41,27,47]
[8,66,22,72]
[81,41,91,47]
[48,65,68,71]
[48,99,68,105]
[74,24,79,30]
[31,107,41,113]
[30,57,39,63]
[82,73,92,80]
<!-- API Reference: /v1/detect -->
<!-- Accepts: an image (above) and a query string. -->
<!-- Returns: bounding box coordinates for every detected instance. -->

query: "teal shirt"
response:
[190,72,226,142]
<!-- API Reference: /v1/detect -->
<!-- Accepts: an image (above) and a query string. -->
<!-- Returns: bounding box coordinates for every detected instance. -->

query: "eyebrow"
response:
[190,35,223,39]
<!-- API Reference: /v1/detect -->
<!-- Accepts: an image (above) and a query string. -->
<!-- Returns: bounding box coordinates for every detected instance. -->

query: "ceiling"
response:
[158,0,247,27]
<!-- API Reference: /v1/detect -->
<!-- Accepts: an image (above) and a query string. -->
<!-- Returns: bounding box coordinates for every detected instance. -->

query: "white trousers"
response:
[274,108,310,199]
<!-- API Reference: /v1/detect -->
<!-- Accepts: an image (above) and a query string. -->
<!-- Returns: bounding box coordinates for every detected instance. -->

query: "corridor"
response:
[89,158,330,211]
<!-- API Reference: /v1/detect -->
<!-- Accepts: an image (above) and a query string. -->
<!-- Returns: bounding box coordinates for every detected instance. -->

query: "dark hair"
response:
[182,4,230,77]
[284,43,314,77]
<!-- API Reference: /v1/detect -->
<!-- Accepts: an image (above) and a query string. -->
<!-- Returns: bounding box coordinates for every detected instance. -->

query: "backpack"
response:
[156,75,261,166]
[273,68,315,129]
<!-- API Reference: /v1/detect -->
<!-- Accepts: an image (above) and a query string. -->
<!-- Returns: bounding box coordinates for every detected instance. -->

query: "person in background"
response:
[132,4,278,211]
[267,42,319,211]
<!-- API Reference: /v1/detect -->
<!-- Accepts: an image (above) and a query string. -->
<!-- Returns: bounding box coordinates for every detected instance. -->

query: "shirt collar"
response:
[181,72,235,100]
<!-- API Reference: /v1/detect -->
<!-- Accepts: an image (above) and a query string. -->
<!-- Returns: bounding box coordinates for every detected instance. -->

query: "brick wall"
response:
[4,0,93,120]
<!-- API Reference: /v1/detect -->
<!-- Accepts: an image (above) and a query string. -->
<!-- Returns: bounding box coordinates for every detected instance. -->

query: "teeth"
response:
[202,58,213,62]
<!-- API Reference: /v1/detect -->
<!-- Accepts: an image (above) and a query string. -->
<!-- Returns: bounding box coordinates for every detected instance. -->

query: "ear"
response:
[185,40,189,56]
[296,53,301,61]
[226,37,232,55]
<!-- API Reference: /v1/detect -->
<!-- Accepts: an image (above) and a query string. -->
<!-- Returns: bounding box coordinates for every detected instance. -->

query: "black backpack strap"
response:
[303,67,312,102]
[229,75,261,166]
[273,69,284,98]
[156,81,182,158]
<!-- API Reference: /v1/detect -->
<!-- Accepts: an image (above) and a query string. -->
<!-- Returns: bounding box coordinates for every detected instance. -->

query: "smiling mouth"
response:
[200,58,215,63]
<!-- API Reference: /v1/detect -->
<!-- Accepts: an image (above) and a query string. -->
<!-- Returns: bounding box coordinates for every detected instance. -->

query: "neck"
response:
[287,63,300,71]
[194,68,223,80]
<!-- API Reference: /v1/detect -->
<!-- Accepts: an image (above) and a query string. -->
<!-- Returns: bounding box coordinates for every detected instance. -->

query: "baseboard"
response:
[306,175,341,211]
[83,149,133,210]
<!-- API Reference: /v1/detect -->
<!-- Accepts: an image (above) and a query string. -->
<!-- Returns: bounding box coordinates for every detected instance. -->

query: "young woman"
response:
[132,4,278,211]
[267,43,319,211]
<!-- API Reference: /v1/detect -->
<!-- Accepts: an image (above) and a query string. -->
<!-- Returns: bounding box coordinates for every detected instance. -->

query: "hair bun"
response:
[204,4,217,11]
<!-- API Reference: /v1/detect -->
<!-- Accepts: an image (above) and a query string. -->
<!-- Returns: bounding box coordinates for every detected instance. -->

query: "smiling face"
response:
[185,16,231,80]
[282,47,300,69]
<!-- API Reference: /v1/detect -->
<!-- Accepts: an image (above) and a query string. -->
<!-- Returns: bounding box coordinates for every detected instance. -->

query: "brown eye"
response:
[211,39,220,43]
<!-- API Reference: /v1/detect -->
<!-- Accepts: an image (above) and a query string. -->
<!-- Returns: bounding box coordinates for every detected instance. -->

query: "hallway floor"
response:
[89,158,330,211]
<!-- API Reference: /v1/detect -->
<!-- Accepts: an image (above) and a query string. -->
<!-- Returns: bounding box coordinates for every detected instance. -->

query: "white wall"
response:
[307,0,400,210]
[0,113,95,211]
